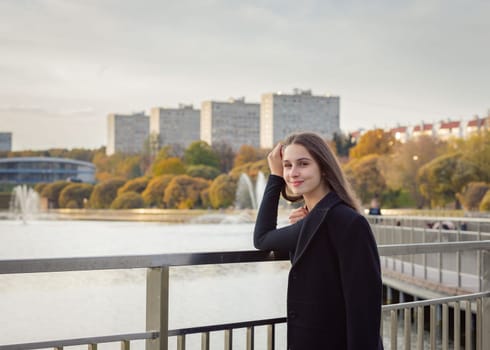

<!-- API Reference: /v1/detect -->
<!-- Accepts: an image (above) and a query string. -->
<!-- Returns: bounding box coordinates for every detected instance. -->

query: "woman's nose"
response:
[290,166,300,177]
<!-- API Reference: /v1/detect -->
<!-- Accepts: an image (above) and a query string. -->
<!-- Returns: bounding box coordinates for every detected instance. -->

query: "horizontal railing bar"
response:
[0,331,158,350]
[1,241,489,274]
[168,317,287,336]
[0,250,290,274]
[378,240,490,256]
[382,291,490,311]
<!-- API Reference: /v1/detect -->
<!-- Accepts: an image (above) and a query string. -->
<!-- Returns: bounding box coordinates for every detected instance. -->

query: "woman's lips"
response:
[290,180,303,187]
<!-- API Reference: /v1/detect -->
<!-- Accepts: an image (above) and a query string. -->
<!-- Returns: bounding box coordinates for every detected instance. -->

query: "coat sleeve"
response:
[333,213,383,350]
[253,175,302,253]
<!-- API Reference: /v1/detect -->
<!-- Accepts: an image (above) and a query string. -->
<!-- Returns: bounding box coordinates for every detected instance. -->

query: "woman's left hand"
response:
[289,206,308,224]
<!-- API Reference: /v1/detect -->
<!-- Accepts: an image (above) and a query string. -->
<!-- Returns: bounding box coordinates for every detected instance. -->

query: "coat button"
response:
[288,310,297,319]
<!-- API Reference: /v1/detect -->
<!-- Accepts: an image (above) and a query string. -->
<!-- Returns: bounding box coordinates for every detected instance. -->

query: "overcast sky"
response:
[1,0,489,150]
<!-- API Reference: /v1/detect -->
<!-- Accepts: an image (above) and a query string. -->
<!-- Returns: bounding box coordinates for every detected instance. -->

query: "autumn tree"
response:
[333,132,356,158]
[141,175,173,208]
[208,174,238,208]
[117,177,149,196]
[344,154,387,205]
[479,191,490,211]
[234,145,262,168]
[379,135,445,208]
[89,178,125,209]
[163,175,210,209]
[111,192,144,209]
[456,182,489,211]
[186,165,220,180]
[41,181,71,208]
[152,157,186,176]
[184,141,220,168]
[59,183,94,208]
[349,129,397,159]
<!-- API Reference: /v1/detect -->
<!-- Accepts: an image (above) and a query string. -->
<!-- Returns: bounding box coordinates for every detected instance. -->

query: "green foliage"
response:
[186,165,220,180]
[141,175,173,208]
[349,129,397,159]
[152,157,186,176]
[59,183,94,208]
[89,178,126,209]
[479,191,490,211]
[344,154,387,205]
[209,174,238,209]
[460,130,490,182]
[184,141,220,168]
[117,177,149,196]
[457,182,489,211]
[163,175,210,209]
[92,152,146,181]
[40,181,71,208]
[111,191,144,209]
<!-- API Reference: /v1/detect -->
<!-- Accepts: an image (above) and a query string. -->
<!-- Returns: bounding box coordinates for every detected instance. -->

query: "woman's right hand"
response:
[289,206,308,224]
[268,142,283,177]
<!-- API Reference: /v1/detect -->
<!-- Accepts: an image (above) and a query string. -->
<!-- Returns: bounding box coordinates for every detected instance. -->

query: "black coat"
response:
[254,175,383,350]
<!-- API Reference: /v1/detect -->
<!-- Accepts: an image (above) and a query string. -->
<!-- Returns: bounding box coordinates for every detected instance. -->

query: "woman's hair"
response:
[280,132,362,213]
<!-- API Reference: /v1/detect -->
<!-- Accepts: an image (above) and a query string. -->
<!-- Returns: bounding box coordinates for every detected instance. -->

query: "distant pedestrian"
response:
[254,132,383,349]
[368,196,382,216]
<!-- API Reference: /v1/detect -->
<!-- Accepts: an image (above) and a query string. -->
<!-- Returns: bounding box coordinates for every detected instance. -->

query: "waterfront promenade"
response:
[0,214,489,350]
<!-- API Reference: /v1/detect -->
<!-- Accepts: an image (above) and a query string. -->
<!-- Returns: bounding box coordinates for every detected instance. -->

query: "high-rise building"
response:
[260,89,340,148]
[106,113,149,155]
[150,104,200,148]
[201,98,260,150]
[0,132,12,151]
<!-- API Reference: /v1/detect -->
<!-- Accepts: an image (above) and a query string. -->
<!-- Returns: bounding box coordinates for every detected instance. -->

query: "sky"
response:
[0,0,489,151]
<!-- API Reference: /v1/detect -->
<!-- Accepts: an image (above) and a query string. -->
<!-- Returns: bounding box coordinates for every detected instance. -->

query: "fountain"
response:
[235,171,266,210]
[10,185,41,223]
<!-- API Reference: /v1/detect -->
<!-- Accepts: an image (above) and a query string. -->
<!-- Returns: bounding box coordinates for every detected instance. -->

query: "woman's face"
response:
[282,143,327,199]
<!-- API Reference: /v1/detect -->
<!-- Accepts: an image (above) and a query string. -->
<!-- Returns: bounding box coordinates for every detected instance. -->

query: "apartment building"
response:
[0,132,12,151]
[106,113,149,155]
[201,98,260,150]
[260,89,340,149]
[150,104,200,148]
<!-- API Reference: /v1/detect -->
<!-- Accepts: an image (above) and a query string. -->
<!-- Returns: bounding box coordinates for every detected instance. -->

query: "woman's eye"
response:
[283,164,292,168]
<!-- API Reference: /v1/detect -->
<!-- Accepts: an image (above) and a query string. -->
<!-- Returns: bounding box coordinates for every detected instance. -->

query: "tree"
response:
[479,191,490,211]
[234,145,262,168]
[333,132,356,158]
[209,174,238,208]
[117,177,149,196]
[460,130,490,182]
[344,154,387,205]
[141,175,173,208]
[417,153,476,208]
[59,183,94,208]
[349,129,397,159]
[89,178,126,209]
[111,192,144,209]
[41,181,71,208]
[212,141,235,173]
[379,135,445,208]
[152,157,186,176]
[184,141,220,168]
[186,165,221,180]
[456,182,489,211]
[163,175,210,209]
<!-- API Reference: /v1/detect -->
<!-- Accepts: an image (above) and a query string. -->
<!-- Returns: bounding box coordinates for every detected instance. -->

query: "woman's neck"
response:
[303,185,330,211]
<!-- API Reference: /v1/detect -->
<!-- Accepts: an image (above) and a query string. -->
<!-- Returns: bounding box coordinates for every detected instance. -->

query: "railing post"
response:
[482,250,490,350]
[146,267,169,350]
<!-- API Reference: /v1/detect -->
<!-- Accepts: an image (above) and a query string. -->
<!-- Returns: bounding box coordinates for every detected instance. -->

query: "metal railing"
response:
[1,241,489,350]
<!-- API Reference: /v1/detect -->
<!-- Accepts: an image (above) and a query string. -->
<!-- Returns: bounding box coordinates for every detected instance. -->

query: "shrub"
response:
[152,157,186,176]
[111,191,144,209]
[117,177,149,196]
[59,183,94,208]
[208,174,237,209]
[41,181,71,208]
[163,175,210,209]
[89,178,125,209]
[142,175,173,208]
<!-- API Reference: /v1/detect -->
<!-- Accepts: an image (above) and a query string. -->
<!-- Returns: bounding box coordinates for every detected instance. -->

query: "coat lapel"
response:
[291,192,342,266]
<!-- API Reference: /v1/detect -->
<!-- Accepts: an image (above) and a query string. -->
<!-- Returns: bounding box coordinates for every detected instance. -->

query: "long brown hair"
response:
[281,132,362,213]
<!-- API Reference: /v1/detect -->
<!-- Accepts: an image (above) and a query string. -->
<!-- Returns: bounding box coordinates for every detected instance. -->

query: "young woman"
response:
[254,132,383,350]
